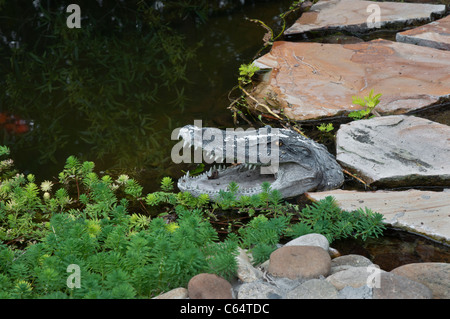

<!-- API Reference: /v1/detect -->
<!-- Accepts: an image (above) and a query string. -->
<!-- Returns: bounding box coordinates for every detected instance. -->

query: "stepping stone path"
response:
[306,189,450,242]
[153,234,449,299]
[252,40,450,121]
[396,15,450,51]
[284,0,446,38]
[335,115,450,187]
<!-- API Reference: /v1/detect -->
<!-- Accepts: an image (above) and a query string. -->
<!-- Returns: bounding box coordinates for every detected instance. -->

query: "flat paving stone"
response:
[396,15,450,51]
[306,189,450,242]
[335,115,450,187]
[285,0,446,37]
[252,40,450,121]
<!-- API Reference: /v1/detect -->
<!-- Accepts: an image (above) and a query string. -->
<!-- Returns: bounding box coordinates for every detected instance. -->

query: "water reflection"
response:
[0,0,295,190]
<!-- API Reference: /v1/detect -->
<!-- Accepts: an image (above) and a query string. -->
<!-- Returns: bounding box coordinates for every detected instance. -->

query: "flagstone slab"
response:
[285,0,446,37]
[252,40,450,121]
[306,189,450,243]
[396,15,450,51]
[335,115,450,187]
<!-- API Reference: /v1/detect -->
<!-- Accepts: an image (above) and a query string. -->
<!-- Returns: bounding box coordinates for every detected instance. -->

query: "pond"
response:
[0,0,449,267]
[0,0,299,191]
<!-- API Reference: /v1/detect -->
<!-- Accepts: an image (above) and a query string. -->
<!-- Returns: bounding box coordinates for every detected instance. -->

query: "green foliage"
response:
[0,207,238,298]
[348,89,382,120]
[238,63,260,85]
[287,196,386,243]
[0,149,386,298]
[317,123,334,133]
[238,215,291,265]
[236,196,386,265]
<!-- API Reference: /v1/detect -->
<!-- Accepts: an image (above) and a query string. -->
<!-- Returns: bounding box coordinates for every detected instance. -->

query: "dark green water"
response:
[0,0,297,190]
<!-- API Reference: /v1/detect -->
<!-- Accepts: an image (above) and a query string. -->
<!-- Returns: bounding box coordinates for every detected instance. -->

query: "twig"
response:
[240,87,282,120]
[342,169,371,189]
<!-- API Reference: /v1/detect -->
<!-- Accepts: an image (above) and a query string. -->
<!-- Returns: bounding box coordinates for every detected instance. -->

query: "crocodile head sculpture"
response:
[175,125,344,200]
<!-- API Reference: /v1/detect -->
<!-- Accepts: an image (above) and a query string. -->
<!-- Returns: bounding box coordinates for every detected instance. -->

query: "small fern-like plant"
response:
[348,89,382,120]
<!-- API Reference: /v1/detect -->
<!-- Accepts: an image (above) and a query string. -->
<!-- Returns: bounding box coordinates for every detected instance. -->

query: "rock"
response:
[187,273,233,299]
[236,281,283,299]
[391,263,450,299]
[330,254,374,274]
[152,287,188,299]
[252,41,450,121]
[286,278,339,299]
[338,285,372,299]
[284,233,330,251]
[335,115,450,188]
[268,246,331,280]
[235,248,263,283]
[396,15,450,51]
[328,247,341,258]
[331,254,373,268]
[285,0,446,38]
[326,266,385,290]
[259,259,270,272]
[306,188,450,242]
[372,272,433,299]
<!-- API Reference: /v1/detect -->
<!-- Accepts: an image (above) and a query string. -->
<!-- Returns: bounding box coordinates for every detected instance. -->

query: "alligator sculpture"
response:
[176,124,344,200]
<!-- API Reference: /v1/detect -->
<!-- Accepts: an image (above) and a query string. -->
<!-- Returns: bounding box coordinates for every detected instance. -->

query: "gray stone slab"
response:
[285,0,446,37]
[306,189,450,242]
[335,115,450,187]
[396,15,450,51]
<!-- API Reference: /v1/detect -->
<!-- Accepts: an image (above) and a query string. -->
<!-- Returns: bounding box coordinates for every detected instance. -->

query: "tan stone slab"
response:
[396,15,450,51]
[252,40,450,121]
[306,189,450,243]
[285,0,446,37]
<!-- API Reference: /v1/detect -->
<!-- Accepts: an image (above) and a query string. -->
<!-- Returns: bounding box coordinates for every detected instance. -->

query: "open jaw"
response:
[177,163,276,197]
[177,160,319,199]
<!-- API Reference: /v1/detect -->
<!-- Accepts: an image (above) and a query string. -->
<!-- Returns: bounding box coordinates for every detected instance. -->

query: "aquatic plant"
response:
[0,148,386,298]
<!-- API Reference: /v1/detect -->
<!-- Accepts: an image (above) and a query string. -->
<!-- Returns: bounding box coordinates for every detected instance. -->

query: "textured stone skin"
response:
[177,125,344,199]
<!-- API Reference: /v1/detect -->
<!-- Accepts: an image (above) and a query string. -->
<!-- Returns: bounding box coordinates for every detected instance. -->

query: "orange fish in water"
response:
[0,112,30,135]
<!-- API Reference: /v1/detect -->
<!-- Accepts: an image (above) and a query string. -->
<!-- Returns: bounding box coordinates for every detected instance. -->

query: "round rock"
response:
[372,272,433,299]
[286,279,338,299]
[330,254,374,274]
[391,262,450,299]
[284,233,330,251]
[268,246,331,280]
[326,266,385,290]
[188,273,233,299]
[152,287,188,299]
